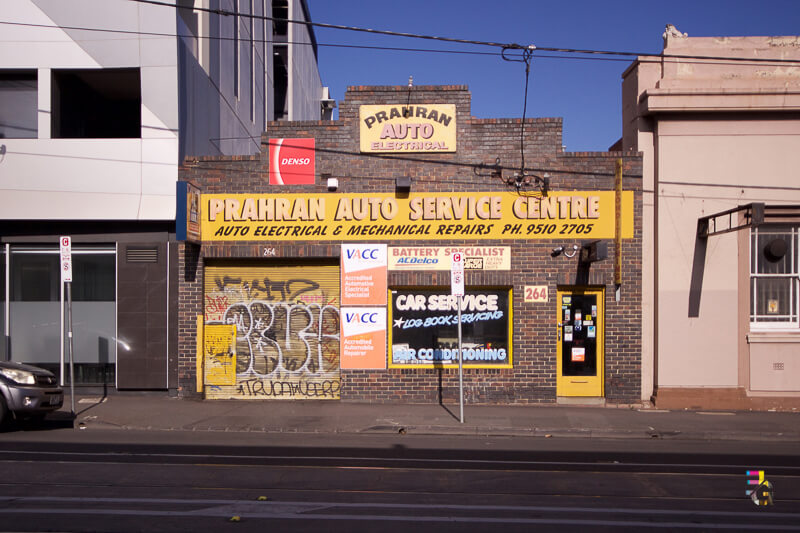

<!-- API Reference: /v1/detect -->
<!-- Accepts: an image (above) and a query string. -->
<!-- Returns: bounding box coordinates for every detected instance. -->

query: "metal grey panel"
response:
[117,242,168,389]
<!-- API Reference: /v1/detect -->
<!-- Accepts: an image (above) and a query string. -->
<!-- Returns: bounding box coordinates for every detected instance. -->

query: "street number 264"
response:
[524,285,548,303]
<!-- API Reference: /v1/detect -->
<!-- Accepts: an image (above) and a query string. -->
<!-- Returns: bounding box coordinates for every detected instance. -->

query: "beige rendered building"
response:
[622,30,800,410]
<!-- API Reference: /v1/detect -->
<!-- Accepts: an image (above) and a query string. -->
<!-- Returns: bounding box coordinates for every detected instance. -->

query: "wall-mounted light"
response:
[510,171,549,195]
[551,244,578,258]
[396,176,411,193]
[322,173,337,191]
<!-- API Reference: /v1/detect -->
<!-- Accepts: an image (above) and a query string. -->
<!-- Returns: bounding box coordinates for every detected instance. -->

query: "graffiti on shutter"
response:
[204,263,340,400]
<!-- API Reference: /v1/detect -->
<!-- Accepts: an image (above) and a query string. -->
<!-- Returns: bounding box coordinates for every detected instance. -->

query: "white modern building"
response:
[0,0,329,391]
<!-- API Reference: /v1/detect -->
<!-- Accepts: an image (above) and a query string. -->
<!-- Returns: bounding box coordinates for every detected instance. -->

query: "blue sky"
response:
[308,0,800,152]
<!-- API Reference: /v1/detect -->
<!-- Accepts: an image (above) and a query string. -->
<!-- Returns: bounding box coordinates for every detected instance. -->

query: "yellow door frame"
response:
[556,287,604,397]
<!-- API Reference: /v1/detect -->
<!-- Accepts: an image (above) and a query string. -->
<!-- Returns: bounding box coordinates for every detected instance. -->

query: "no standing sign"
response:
[451,252,464,296]
[60,236,72,283]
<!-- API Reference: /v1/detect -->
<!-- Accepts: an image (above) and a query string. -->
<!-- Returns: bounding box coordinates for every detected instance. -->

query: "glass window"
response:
[8,246,116,384]
[389,288,512,368]
[68,251,116,384]
[1,247,6,360]
[72,254,115,302]
[51,69,141,138]
[750,226,799,327]
[0,71,37,139]
[10,249,61,371]
[233,0,239,99]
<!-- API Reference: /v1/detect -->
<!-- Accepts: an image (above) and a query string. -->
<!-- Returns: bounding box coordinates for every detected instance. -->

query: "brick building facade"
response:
[178,85,643,404]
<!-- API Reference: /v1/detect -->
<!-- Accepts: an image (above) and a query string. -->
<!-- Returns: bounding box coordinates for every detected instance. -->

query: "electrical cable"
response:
[124,0,800,65]
[501,46,535,182]
[129,0,513,48]
[500,46,551,196]
[1,19,796,67]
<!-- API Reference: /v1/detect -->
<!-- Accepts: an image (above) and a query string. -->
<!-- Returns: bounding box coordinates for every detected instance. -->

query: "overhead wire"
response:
[125,0,800,65]
[0,19,795,67]
[2,2,794,184]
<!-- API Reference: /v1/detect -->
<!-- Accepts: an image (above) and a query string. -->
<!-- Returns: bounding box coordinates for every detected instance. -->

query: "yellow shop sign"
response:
[200,191,634,242]
[360,104,456,153]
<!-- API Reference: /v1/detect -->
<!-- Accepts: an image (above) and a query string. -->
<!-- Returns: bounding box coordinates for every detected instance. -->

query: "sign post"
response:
[60,236,75,416]
[451,252,465,423]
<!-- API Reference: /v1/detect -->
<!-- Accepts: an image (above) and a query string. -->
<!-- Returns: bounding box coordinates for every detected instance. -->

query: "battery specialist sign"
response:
[389,288,512,369]
[268,138,315,185]
[389,246,510,271]
[341,244,387,305]
[340,307,387,370]
[201,191,634,242]
[360,104,456,153]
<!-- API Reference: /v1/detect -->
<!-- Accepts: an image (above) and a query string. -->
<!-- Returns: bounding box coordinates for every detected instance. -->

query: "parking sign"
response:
[60,236,72,282]
[451,252,464,296]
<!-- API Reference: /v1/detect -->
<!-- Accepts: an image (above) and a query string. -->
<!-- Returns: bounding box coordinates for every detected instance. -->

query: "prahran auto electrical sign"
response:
[200,191,634,241]
[360,104,456,153]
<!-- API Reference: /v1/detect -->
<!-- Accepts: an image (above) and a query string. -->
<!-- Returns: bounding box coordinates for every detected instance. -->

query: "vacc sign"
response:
[341,244,388,306]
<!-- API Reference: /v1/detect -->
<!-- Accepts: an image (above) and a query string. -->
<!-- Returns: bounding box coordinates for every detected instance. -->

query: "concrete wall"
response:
[0,0,179,221]
[287,0,322,121]
[1,0,322,222]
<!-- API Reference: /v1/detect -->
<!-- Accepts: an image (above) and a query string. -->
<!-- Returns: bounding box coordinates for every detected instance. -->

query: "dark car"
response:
[0,361,64,426]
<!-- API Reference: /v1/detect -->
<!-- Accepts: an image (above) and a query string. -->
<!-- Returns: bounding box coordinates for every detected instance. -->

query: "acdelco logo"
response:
[346,248,381,260]
[345,312,379,324]
[281,157,311,165]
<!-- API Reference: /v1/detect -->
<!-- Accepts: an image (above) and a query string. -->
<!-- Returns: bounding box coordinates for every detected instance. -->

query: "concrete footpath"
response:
[54,393,800,441]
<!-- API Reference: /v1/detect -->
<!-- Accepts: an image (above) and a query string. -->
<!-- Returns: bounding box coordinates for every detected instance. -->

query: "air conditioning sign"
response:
[268,138,315,185]
[389,288,512,369]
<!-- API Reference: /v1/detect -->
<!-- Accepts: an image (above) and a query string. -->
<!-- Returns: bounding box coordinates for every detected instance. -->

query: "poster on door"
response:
[203,324,237,386]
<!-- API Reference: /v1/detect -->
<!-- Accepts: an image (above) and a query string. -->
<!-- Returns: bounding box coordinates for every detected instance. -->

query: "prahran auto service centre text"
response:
[201,191,634,242]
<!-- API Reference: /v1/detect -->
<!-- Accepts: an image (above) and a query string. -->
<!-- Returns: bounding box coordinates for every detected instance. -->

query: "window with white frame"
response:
[750,226,799,327]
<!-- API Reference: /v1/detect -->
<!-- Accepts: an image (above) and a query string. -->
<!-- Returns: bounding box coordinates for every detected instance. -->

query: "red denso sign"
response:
[268,138,315,185]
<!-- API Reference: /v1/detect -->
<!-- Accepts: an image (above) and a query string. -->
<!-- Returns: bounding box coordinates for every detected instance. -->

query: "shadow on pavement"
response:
[0,410,75,433]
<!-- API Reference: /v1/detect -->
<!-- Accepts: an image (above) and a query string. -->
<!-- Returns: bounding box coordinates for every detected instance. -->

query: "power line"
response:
[124,0,800,65]
[1,19,794,68]
[0,19,498,56]
[130,0,514,48]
